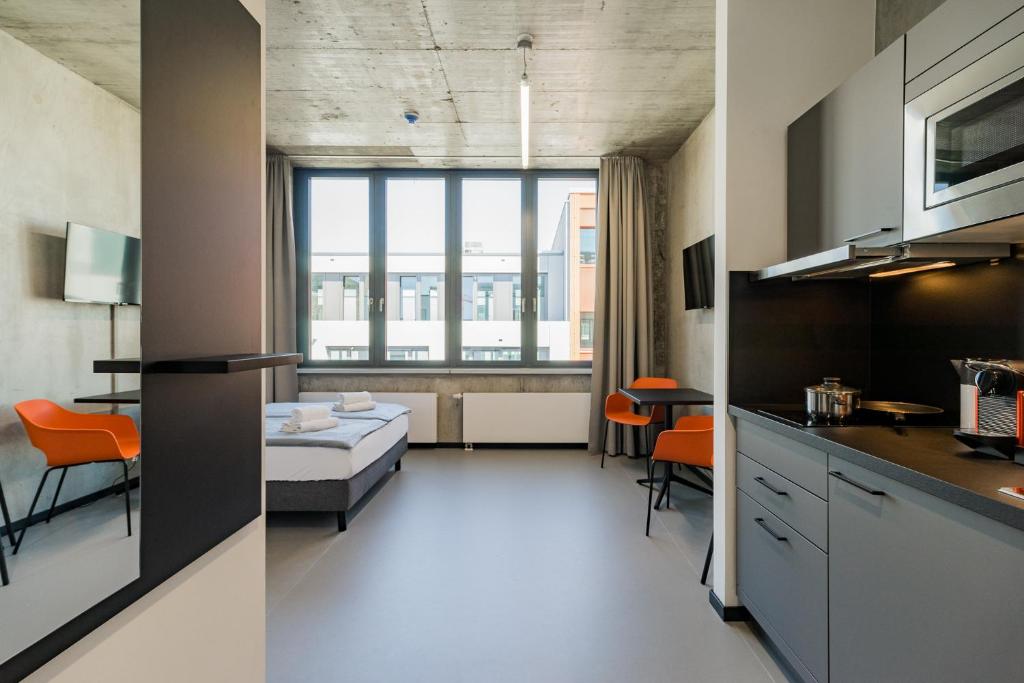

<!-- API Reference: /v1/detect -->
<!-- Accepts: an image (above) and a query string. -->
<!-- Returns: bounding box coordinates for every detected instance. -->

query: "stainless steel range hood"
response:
[752,243,1010,281]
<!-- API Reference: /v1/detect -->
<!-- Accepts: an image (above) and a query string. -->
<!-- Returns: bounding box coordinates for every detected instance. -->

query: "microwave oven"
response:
[905,30,1024,241]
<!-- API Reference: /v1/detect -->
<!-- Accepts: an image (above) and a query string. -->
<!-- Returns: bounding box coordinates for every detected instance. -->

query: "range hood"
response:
[752,243,1010,281]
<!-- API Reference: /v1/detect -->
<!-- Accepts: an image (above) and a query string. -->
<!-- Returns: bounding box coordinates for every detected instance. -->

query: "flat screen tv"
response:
[683,235,714,310]
[63,222,141,305]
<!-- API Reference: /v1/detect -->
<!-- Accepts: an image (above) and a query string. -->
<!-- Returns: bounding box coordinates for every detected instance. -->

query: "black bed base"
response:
[266,436,407,531]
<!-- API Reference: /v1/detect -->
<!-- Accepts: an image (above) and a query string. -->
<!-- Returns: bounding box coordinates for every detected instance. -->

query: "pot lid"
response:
[805,377,861,394]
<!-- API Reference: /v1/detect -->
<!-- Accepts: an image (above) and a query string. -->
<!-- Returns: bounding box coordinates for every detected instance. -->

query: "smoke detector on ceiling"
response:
[403,111,419,125]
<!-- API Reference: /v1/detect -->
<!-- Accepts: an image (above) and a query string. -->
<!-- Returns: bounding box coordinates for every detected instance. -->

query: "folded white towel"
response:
[334,401,376,412]
[289,405,331,423]
[280,417,339,433]
[338,391,372,405]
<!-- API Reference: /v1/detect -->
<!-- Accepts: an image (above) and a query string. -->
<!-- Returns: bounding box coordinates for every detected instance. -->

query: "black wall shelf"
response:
[73,390,141,405]
[93,358,142,374]
[147,352,302,374]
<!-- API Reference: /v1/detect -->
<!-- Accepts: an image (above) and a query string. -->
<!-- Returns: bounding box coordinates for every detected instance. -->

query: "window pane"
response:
[386,178,446,361]
[537,178,597,361]
[310,177,370,361]
[462,179,522,361]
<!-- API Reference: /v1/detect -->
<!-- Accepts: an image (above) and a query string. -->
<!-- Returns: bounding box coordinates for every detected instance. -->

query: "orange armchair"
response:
[13,399,139,555]
[600,377,678,468]
[646,415,714,585]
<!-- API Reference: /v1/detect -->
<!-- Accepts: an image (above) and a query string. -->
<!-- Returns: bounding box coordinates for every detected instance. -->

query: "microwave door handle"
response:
[844,227,897,243]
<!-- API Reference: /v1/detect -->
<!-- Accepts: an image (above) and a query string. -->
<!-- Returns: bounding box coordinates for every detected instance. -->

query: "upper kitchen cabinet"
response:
[905,0,1023,91]
[788,37,906,259]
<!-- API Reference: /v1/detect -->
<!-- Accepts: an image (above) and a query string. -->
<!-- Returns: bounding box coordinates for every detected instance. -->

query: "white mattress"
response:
[266,414,408,482]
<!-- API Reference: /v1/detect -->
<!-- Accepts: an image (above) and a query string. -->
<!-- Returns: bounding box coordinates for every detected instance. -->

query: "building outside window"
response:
[325,345,369,361]
[579,312,594,349]
[387,346,429,361]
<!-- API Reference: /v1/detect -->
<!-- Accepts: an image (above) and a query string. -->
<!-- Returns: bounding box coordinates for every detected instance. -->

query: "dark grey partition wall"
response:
[1,1,263,678]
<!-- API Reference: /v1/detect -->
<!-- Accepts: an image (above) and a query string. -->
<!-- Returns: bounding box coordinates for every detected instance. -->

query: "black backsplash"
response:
[869,254,1024,414]
[729,252,1023,419]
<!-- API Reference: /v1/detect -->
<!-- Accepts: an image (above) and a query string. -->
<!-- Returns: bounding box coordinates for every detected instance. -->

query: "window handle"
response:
[379,298,384,313]
[532,297,537,313]
[520,297,526,313]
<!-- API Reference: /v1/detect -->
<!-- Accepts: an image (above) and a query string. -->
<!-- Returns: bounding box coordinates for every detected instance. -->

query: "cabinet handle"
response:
[843,227,896,243]
[754,476,788,496]
[754,517,787,541]
[829,470,885,496]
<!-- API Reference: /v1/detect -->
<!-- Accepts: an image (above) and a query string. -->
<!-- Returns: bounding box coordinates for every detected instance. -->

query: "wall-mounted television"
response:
[683,235,714,310]
[63,222,141,305]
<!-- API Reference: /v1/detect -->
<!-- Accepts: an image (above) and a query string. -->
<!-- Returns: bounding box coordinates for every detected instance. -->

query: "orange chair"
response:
[13,399,139,555]
[600,377,678,468]
[646,415,714,585]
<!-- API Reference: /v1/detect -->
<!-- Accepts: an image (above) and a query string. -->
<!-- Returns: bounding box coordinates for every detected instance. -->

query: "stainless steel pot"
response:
[805,377,861,421]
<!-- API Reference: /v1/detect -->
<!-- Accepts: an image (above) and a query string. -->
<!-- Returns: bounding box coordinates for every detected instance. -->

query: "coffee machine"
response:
[951,359,1024,460]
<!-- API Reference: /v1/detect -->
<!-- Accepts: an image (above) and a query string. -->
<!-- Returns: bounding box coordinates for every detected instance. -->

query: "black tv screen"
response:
[63,222,141,305]
[683,235,714,310]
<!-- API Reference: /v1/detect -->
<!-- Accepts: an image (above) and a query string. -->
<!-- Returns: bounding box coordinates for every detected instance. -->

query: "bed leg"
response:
[394,458,402,472]
[337,510,347,533]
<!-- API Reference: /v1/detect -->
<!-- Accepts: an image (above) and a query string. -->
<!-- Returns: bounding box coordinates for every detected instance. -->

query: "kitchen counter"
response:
[729,405,1024,531]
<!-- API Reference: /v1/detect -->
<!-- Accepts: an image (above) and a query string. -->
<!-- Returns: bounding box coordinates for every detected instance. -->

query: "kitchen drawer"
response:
[738,453,828,551]
[736,420,828,499]
[738,491,828,683]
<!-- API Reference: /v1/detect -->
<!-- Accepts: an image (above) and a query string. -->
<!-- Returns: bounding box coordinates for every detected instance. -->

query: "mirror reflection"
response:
[0,1,141,663]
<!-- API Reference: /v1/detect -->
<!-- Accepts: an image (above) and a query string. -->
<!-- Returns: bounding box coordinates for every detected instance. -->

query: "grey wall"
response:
[664,110,715,393]
[299,373,590,444]
[0,28,140,521]
[875,0,947,52]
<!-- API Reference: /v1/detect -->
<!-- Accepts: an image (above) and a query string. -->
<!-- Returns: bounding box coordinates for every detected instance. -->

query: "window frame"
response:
[295,167,599,370]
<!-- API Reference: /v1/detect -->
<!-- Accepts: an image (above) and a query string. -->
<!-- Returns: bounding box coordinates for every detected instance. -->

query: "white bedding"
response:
[266,414,408,482]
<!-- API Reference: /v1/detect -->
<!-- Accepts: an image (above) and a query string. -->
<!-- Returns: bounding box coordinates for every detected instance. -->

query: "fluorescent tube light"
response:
[520,77,530,169]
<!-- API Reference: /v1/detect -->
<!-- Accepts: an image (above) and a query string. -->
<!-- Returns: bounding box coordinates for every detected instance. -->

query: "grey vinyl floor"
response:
[266,449,786,683]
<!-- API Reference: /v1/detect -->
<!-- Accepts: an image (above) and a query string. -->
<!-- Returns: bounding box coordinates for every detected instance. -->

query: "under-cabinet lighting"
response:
[868,261,957,278]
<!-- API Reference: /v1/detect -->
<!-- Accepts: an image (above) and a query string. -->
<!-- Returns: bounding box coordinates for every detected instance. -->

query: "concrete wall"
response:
[712,0,876,605]
[665,110,715,393]
[875,0,947,53]
[0,27,141,521]
[26,0,267,680]
[300,372,591,443]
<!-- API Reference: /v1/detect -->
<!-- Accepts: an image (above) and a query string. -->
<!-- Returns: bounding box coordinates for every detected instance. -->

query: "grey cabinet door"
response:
[828,457,1024,683]
[788,37,905,258]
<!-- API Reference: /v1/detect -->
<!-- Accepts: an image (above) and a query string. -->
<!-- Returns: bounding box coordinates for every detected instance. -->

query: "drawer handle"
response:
[754,476,788,496]
[829,470,885,496]
[754,517,788,542]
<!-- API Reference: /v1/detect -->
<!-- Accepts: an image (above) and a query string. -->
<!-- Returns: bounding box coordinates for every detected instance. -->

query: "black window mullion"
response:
[294,169,312,363]
[370,172,386,366]
[522,171,537,365]
[447,172,461,365]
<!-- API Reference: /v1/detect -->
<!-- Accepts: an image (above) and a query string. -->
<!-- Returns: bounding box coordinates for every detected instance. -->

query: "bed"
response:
[265,402,409,531]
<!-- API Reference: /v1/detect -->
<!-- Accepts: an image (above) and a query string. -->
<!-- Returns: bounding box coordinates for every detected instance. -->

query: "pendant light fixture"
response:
[517,34,533,169]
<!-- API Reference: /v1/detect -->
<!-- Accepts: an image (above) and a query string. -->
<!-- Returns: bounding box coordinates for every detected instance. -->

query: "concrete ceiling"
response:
[0,0,716,168]
[268,0,715,167]
[0,1,140,108]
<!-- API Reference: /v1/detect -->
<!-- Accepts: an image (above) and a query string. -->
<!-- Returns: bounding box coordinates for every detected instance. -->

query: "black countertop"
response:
[729,404,1024,532]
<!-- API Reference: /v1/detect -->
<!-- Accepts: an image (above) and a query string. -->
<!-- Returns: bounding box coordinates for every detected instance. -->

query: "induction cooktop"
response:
[755,406,956,428]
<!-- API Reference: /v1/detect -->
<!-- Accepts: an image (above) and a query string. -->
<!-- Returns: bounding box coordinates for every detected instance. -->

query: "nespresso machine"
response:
[951,359,1024,461]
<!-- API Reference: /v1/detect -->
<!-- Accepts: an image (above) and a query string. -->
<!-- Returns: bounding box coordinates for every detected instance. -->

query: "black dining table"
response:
[617,386,714,490]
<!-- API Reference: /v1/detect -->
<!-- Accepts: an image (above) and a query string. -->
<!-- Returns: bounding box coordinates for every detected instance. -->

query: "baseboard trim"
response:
[430,442,589,450]
[709,589,751,622]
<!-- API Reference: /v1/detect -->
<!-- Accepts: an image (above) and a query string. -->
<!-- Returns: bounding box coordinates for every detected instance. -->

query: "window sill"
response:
[297,367,593,376]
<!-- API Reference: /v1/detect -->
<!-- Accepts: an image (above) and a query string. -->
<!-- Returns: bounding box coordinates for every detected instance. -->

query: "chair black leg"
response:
[646,461,656,537]
[631,427,640,459]
[600,419,609,468]
[337,510,347,533]
[654,461,671,510]
[701,534,714,586]
[0,480,16,549]
[122,461,132,537]
[14,468,54,555]
[0,542,8,587]
[45,467,68,524]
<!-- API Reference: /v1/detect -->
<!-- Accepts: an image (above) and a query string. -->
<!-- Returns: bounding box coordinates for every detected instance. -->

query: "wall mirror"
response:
[0,1,141,664]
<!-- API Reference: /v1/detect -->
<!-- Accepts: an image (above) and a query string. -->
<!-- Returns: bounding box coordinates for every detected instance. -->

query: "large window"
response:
[296,170,598,367]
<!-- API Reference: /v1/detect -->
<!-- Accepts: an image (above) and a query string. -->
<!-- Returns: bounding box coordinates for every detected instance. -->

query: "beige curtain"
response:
[266,154,299,402]
[588,156,654,456]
